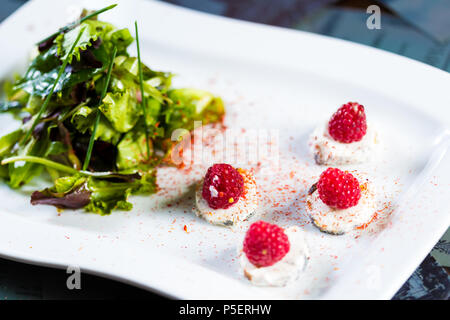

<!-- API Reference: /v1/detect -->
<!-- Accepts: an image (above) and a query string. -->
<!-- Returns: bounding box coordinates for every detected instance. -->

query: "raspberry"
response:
[317,168,361,209]
[328,102,367,143]
[202,163,244,209]
[243,221,290,267]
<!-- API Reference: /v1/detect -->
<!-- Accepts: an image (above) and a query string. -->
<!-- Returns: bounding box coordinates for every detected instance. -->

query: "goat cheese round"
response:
[194,169,258,227]
[306,180,377,235]
[240,226,309,286]
[309,122,379,165]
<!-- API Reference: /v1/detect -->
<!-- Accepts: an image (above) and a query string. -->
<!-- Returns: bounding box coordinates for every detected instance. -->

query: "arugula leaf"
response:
[14,45,105,98]
[0,101,22,113]
[0,130,22,157]
[8,135,50,188]
[14,46,61,97]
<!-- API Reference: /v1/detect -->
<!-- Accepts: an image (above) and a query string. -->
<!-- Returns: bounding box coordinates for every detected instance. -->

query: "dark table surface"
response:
[0,0,449,300]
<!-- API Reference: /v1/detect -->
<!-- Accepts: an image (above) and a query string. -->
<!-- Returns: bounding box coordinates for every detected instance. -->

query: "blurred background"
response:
[0,0,449,300]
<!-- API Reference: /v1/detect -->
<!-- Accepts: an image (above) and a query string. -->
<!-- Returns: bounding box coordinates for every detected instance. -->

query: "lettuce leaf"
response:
[70,105,95,133]
[112,56,170,104]
[104,28,134,55]
[116,129,152,170]
[99,90,141,133]
[31,176,91,209]
[163,88,225,137]
[86,170,157,215]
[55,20,113,63]
[0,11,224,214]
[30,170,156,215]
[70,106,121,144]
[85,178,133,214]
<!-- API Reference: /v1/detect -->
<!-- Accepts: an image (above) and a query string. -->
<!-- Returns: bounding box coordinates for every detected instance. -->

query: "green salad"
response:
[0,5,224,214]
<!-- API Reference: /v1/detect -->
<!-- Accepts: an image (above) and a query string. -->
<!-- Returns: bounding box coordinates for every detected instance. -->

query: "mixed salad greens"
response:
[0,5,224,214]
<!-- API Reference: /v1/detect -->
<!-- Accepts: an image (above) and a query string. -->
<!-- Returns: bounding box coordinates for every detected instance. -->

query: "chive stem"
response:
[1,156,135,179]
[23,26,86,144]
[2,156,79,175]
[82,46,117,171]
[135,21,151,160]
[37,4,117,45]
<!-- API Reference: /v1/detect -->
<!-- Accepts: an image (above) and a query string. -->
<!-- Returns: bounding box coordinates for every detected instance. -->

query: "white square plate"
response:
[0,0,449,299]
